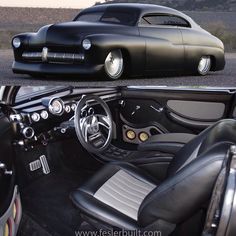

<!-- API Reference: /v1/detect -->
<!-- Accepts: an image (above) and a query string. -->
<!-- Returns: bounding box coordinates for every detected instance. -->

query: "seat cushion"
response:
[70,162,157,230]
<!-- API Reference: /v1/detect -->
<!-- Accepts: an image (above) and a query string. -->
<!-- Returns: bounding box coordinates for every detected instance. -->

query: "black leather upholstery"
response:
[71,162,157,230]
[168,119,236,175]
[138,143,230,226]
[71,119,236,231]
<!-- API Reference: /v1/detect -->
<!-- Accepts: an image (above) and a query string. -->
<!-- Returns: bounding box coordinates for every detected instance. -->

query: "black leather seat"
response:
[71,120,236,232]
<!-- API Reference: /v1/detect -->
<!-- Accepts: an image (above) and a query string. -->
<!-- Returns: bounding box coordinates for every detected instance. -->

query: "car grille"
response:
[22,49,85,64]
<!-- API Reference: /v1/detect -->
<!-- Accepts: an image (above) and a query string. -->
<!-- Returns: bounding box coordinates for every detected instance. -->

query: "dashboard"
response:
[9,88,120,148]
[8,87,169,151]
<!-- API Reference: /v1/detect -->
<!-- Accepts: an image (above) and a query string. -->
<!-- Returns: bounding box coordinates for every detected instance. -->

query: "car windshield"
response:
[75,8,139,26]
[14,86,117,106]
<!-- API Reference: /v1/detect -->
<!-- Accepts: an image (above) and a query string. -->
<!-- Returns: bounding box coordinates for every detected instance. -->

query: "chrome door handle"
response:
[150,105,164,113]
[0,162,13,175]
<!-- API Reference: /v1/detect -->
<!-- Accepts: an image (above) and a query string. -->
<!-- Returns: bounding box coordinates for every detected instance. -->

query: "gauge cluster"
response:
[29,97,77,124]
[9,97,80,147]
[11,91,119,146]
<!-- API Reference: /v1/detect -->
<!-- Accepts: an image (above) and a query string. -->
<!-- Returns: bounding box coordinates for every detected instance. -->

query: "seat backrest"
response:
[138,142,231,227]
[167,119,236,176]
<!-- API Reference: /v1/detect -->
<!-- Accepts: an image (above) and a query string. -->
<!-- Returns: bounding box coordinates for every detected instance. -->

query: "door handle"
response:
[0,162,13,175]
[150,105,164,113]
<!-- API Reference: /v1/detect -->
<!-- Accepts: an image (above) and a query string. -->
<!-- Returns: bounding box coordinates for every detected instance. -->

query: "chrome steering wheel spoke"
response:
[97,114,111,130]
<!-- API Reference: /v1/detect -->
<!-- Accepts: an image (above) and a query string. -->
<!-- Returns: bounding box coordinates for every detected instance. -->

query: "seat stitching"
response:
[109,178,144,201]
[102,183,141,206]
[96,187,139,212]
[112,175,149,195]
[116,171,155,191]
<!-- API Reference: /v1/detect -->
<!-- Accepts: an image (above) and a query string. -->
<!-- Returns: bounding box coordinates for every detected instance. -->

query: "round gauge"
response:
[126,130,136,140]
[31,112,40,122]
[139,132,149,142]
[65,105,71,113]
[88,107,94,116]
[40,110,49,120]
[71,103,77,111]
[49,98,64,116]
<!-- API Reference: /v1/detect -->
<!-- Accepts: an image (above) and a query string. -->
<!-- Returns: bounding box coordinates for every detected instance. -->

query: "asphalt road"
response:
[1,50,236,87]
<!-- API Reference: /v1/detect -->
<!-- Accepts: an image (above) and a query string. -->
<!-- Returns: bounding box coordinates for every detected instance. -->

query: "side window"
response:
[141,15,190,28]
[76,12,103,22]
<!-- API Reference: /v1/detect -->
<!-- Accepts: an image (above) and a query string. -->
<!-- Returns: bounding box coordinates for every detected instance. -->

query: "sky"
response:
[0,0,105,8]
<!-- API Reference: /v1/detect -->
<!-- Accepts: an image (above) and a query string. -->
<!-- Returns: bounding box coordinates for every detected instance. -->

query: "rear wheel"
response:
[104,49,124,80]
[197,56,211,75]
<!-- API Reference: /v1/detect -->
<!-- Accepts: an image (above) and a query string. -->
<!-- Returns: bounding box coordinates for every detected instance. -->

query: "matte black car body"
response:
[12,3,225,79]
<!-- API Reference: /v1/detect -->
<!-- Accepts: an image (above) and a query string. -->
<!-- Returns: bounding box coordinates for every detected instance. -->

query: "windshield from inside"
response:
[75,8,139,26]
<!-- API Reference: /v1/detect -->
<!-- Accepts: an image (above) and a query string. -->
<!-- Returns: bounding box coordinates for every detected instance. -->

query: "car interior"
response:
[0,85,236,236]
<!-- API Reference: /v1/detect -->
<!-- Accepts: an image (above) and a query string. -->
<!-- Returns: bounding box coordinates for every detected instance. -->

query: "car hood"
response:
[31,21,135,46]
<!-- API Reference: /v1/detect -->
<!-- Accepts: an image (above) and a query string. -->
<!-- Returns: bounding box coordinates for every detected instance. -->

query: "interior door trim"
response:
[167,100,225,121]
[169,112,215,129]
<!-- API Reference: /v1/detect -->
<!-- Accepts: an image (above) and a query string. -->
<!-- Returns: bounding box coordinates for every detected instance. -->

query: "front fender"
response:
[86,34,146,76]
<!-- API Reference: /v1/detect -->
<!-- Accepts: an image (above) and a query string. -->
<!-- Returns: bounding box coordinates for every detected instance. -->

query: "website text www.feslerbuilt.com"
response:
[75,229,162,236]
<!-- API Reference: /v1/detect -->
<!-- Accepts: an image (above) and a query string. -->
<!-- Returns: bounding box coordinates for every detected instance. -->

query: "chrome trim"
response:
[42,47,48,62]
[29,160,41,172]
[48,97,65,116]
[22,50,85,63]
[40,110,49,120]
[22,52,42,60]
[71,103,77,111]
[31,112,40,122]
[40,155,50,175]
[22,127,35,139]
[10,114,22,122]
[65,105,71,113]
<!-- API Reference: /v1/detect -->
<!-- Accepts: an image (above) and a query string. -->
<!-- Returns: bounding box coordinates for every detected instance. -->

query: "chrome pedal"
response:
[40,155,50,175]
[29,155,50,174]
[29,160,41,172]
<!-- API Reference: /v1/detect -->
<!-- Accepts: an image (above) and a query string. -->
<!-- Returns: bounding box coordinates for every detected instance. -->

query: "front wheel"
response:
[197,56,212,75]
[104,49,124,80]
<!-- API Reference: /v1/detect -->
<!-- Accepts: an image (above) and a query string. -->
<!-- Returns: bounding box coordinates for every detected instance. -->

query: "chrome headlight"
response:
[12,37,21,48]
[82,39,92,50]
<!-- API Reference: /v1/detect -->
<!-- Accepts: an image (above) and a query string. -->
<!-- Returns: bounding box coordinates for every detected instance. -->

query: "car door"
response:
[0,111,21,236]
[118,87,235,141]
[138,14,187,73]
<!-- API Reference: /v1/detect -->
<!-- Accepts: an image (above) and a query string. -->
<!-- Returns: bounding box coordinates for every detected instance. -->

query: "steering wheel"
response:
[74,95,113,153]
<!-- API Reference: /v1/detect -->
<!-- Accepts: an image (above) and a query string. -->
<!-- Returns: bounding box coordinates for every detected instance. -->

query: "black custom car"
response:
[12,4,225,80]
[1,85,236,236]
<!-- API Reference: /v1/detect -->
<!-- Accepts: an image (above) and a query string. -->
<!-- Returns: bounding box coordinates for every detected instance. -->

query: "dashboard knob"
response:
[22,127,35,139]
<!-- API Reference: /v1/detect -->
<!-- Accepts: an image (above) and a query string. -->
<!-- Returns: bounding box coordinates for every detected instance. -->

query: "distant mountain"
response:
[101,0,236,11]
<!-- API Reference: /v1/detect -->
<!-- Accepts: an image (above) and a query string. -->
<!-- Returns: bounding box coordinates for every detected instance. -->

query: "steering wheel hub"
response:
[87,116,99,135]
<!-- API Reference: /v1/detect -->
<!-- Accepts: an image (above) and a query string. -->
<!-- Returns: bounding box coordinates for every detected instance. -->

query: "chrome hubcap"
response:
[198,56,211,75]
[105,50,123,79]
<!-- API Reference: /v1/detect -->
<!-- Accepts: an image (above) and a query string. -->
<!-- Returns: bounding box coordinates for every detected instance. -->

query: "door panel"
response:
[0,187,22,236]
[118,87,234,145]
[0,111,20,236]
[139,26,184,72]
[167,100,225,121]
